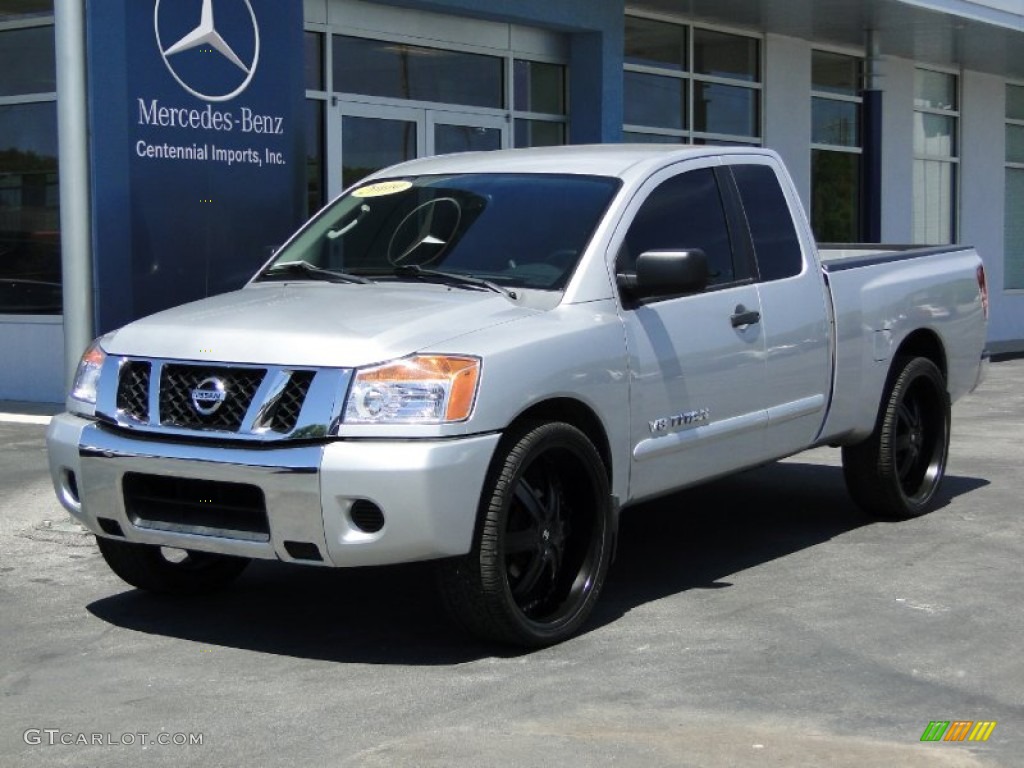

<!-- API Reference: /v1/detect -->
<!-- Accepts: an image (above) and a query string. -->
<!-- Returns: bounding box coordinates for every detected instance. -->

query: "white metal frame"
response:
[912,65,961,244]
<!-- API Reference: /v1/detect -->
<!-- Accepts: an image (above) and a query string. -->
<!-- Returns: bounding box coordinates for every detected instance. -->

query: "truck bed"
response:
[816,243,987,445]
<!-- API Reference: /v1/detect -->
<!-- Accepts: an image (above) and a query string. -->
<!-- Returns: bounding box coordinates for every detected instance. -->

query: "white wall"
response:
[0,317,65,403]
[961,70,1024,348]
[764,33,812,211]
[880,55,916,243]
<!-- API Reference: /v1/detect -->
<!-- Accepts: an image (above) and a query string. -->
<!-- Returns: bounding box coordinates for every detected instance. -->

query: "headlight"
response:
[70,341,107,405]
[344,355,481,425]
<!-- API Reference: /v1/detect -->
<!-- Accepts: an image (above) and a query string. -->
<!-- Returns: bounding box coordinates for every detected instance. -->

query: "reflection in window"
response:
[913,68,958,244]
[1006,168,1024,289]
[513,60,565,115]
[434,124,502,155]
[304,31,323,91]
[0,101,61,313]
[623,17,760,144]
[333,35,503,109]
[0,1,52,22]
[0,25,56,98]
[811,50,860,96]
[914,69,957,111]
[1005,84,1024,289]
[624,70,686,130]
[812,150,860,243]
[341,115,416,189]
[694,81,758,137]
[811,51,863,243]
[693,28,758,82]
[625,16,686,71]
[515,120,564,147]
[812,98,859,147]
[511,59,566,148]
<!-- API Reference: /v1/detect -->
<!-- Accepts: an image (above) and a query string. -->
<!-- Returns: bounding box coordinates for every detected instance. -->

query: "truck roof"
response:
[363,144,779,182]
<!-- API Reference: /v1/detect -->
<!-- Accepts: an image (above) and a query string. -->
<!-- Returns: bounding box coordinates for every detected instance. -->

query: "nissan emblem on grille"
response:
[191,377,228,416]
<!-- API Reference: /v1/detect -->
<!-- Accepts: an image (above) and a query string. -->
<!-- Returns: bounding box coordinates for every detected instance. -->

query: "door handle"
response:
[731,305,761,328]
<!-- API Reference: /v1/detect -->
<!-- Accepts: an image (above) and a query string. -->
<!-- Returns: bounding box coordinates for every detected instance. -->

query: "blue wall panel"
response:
[87,0,306,334]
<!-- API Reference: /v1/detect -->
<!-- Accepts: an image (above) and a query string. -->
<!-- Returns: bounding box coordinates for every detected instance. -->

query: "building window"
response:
[913,68,959,244]
[0,14,60,314]
[1006,83,1024,290]
[320,29,567,189]
[333,35,505,109]
[810,50,863,243]
[623,15,761,145]
[513,59,567,147]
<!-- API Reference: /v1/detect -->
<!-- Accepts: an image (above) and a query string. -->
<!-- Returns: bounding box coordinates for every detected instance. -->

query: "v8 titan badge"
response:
[154,0,260,103]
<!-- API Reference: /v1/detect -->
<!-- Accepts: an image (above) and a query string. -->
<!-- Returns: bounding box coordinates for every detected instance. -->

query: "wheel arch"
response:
[507,398,613,484]
[893,329,948,384]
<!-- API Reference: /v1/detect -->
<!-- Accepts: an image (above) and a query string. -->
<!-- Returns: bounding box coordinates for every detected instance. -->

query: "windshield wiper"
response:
[259,260,373,284]
[393,264,517,300]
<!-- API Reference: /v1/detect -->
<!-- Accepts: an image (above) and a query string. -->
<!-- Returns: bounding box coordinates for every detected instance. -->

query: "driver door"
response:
[618,160,771,502]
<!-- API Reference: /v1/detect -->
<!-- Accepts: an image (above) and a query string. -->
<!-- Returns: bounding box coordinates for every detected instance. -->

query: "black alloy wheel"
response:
[842,356,951,519]
[438,421,613,647]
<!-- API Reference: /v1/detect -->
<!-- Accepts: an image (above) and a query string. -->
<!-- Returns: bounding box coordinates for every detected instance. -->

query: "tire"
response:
[842,356,951,519]
[96,536,249,595]
[437,421,613,647]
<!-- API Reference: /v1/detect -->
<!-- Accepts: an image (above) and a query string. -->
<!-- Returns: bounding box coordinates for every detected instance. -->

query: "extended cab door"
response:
[616,160,770,503]
[725,159,833,456]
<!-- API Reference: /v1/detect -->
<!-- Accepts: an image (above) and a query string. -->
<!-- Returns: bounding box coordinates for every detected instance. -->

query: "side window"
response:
[730,164,804,281]
[621,167,737,287]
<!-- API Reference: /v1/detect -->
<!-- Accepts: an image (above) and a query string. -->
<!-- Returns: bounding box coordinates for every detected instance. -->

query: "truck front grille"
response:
[265,371,315,433]
[116,361,151,422]
[159,365,265,431]
[107,358,334,440]
[123,472,269,541]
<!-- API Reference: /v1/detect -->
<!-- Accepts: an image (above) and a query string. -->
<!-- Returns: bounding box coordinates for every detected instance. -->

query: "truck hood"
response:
[104,282,538,367]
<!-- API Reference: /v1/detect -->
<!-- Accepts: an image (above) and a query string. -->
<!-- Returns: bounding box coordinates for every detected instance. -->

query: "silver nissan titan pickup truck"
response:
[47,146,988,647]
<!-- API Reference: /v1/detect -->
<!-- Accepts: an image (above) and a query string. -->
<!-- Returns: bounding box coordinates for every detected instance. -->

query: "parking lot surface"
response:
[1,361,1021,767]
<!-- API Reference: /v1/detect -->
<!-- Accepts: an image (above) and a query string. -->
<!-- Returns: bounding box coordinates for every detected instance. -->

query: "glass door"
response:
[331,102,509,197]
[427,111,507,155]
[335,103,425,194]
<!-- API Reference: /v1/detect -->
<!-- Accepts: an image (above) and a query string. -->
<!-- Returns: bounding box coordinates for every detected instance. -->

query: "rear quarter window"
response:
[731,164,804,281]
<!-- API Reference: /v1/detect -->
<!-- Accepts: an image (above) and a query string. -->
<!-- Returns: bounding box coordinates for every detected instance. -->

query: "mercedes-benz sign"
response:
[155,0,260,103]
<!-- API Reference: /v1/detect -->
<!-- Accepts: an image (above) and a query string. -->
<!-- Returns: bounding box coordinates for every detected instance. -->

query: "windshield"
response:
[258,173,621,291]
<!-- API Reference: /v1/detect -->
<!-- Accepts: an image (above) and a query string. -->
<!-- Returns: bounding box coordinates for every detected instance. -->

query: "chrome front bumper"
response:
[46,414,499,567]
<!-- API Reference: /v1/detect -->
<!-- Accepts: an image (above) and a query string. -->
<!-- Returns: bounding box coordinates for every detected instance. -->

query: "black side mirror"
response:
[617,249,709,300]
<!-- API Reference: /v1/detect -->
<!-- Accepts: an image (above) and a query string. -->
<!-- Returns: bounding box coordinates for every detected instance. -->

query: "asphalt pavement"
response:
[1,361,1021,767]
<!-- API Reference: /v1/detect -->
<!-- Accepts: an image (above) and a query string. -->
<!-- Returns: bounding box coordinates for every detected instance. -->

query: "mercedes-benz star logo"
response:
[191,377,228,416]
[155,0,260,103]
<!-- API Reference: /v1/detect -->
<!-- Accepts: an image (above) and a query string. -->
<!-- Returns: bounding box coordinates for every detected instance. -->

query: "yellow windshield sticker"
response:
[352,180,412,198]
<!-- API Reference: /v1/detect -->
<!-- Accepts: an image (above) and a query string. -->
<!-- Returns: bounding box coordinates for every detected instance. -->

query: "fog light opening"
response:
[349,499,385,534]
[63,469,80,504]
[97,517,124,537]
[283,541,323,562]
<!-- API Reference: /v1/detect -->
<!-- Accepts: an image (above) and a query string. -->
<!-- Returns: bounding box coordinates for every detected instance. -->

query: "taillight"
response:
[977,264,989,320]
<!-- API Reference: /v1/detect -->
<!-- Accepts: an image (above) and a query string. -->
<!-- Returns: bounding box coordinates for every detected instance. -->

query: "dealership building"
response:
[1,0,1023,402]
